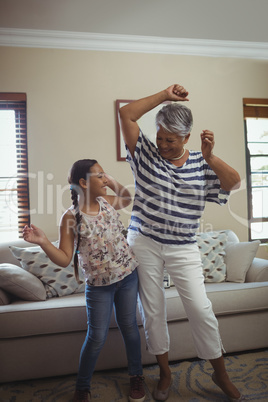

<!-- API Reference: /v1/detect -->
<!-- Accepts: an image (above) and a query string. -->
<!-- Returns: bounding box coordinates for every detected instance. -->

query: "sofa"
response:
[0,230,268,383]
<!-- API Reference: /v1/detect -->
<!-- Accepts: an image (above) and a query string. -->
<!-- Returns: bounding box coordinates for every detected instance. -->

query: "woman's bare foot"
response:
[157,369,172,391]
[212,372,241,400]
[156,352,172,391]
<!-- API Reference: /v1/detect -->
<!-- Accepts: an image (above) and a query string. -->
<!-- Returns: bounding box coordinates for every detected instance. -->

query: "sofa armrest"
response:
[245,257,268,282]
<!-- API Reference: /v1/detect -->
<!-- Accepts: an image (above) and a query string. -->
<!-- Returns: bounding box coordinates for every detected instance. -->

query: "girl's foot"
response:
[73,389,91,402]
[212,372,247,401]
[129,375,146,402]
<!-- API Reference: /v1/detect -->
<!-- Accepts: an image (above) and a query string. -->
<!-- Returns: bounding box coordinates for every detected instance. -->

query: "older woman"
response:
[119,84,245,401]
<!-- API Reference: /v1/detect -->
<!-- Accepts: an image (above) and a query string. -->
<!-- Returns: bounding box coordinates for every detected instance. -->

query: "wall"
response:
[0,46,268,256]
[1,0,268,42]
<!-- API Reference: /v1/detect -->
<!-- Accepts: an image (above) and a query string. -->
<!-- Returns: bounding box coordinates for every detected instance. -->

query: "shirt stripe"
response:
[127,130,229,245]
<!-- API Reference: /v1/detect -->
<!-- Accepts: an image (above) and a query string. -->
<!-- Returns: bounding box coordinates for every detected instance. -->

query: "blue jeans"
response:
[76,270,143,390]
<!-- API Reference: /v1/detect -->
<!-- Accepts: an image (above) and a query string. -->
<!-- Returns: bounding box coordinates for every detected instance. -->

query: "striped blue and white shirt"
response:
[126,130,229,245]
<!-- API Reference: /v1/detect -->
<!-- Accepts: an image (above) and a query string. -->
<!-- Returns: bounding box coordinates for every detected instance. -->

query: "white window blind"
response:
[0,93,30,241]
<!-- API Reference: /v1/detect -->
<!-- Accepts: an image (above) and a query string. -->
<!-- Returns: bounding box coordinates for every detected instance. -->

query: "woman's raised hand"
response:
[165,84,189,102]
[200,130,215,160]
[23,224,48,246]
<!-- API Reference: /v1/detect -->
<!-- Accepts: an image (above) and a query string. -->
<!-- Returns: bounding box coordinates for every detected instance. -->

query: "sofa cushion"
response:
[1,281,268,340]
[0,263,46,301]
[0,239,34,267]
[225,240,260,282]
[225,230,239,243]
[0,288,12,305]
[0,293,88,338]
[164,282,268,322]
[196,231,228,282]
[204,282,268,315]
[10,244,85,298]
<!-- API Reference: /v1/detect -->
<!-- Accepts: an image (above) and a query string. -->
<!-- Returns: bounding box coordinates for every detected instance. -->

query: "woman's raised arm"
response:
[119,84,189,157]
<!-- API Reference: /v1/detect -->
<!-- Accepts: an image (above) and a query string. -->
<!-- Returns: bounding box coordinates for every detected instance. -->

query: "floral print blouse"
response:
[69,197,138,286]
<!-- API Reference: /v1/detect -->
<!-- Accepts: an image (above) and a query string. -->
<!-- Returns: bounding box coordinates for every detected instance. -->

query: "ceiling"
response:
[0,0,268,44]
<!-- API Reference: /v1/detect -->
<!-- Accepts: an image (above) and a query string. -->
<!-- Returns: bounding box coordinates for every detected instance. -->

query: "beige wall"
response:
[1,0,268,43]
[1,46,268,256]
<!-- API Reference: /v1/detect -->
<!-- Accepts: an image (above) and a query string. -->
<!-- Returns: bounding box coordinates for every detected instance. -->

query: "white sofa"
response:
[0,230,268,383]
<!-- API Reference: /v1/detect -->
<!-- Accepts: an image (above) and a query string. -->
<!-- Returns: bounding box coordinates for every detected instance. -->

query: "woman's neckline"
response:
[166,149,190,167]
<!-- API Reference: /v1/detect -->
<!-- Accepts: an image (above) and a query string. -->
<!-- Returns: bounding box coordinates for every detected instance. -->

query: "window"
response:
[243,98,268,243]
[0,93,30,241]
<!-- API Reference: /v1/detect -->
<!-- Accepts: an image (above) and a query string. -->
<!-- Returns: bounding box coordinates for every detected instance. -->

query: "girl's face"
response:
[80,163,108,198]
[156,126,190,160]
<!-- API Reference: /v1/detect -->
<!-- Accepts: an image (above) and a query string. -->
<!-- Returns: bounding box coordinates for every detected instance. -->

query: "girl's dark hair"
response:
[68,159,98,282]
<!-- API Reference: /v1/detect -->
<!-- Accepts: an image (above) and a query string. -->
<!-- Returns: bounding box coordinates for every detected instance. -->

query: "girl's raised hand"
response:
[23,224,48,246]
[165,84,189,102]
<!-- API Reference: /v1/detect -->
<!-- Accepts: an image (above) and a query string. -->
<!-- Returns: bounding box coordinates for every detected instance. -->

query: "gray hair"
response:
[155,103,193,137]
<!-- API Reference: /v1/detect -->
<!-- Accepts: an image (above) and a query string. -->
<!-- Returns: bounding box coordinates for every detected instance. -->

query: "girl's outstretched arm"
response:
[23,211,75,267]
[119,84,189,157]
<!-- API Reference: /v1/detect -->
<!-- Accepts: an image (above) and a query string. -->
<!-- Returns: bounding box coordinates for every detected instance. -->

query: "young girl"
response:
[23,159,145,402]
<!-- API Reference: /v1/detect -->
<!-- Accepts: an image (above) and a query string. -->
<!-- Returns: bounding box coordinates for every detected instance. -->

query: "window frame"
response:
[0,93,30,239]
[243,98,268,243]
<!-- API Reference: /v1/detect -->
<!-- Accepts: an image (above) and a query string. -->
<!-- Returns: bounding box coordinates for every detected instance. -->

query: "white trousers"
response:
[127,231,224,360]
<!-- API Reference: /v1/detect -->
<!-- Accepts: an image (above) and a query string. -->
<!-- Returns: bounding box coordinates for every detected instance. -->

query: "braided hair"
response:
[68,159,98,282]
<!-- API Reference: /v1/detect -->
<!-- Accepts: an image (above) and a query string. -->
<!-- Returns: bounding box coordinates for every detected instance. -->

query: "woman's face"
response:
[156,126,189,160]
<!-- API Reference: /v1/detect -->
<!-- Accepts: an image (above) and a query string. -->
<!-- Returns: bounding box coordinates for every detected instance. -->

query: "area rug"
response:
[0,350,267,401]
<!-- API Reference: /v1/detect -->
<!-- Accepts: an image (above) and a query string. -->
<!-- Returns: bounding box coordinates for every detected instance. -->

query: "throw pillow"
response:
[196,231,228,282]
[225,240,261,283]
[0,263,46,301]
[10,245,85,298]
[0,287,12,305]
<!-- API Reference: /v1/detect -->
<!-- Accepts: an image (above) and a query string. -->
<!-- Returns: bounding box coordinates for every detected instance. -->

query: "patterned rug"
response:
[0,350,267,401]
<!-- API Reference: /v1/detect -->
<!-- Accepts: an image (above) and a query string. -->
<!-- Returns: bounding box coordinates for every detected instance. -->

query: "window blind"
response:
[243,98,268,118]
[0,93,30,238]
